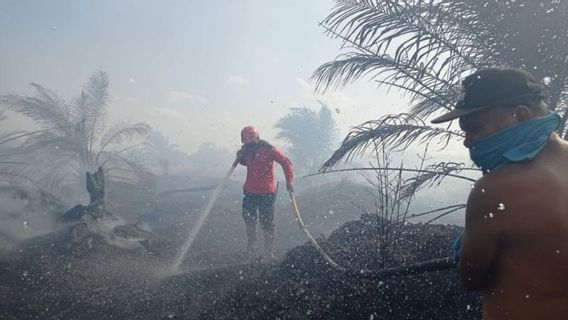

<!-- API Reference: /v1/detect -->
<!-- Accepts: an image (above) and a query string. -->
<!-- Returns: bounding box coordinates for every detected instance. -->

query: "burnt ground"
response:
[0,213,481,320]
[0,178,480,319]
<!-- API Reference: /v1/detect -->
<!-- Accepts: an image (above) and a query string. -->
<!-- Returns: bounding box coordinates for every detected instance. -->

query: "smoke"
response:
[0,184,63,248]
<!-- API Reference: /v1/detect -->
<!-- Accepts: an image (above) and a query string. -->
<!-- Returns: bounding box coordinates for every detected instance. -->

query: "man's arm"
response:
[458,180,503,291]
[236,148,247,166]
[270,147,294,190]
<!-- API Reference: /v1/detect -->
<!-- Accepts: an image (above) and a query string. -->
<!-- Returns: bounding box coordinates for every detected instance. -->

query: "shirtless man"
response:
[432,67,568,319]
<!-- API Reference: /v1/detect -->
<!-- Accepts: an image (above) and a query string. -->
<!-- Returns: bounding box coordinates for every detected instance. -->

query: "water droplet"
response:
[328,210,334,215]
[556,249,560,254]
[543,76,552,86]
[51,25,57,31]
[23,221,29,229]
[22,270,29,277]
[466,304,471,311]
[168,312,174,319]
[525,294,530,298]
[481,188,486,193]
[488,212,494,218]
[128,77,135,83]
[497,203,506,211]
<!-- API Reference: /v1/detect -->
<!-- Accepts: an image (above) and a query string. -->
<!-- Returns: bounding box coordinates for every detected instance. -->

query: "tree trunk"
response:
[86,167,106,219]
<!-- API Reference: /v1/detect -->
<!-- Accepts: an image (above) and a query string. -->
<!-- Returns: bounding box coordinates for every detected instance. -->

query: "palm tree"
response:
[313,0,568,171]
[142,130,190,176]
[275,104,339,174]
[0,71,150,192]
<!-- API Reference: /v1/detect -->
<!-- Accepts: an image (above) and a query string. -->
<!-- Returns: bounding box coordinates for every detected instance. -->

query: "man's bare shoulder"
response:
[468,152,565,226]
[478,155,558,192]
[471,165,537,201]
[479,137,568,194]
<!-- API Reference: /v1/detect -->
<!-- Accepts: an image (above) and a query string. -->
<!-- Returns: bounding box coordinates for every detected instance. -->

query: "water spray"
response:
[168,159,239,274]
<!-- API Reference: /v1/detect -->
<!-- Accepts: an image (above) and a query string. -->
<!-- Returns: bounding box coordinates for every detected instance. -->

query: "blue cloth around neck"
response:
[468,113,560,173]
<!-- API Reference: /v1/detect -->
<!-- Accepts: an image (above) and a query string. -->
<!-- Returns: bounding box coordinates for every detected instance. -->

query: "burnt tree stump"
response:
[86,167,106,218]
[61,167,108,222]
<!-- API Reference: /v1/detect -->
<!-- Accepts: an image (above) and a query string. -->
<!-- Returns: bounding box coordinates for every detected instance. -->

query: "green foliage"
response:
[275,104,339,174]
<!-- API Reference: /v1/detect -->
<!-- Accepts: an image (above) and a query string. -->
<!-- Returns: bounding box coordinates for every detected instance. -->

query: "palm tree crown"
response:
[0,71,150,189]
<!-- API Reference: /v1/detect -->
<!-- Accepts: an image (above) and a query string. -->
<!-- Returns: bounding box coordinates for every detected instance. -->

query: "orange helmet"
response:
[241,125,259,144]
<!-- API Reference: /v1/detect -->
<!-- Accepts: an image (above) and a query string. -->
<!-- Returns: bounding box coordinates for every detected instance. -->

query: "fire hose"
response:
[287,190,456,279]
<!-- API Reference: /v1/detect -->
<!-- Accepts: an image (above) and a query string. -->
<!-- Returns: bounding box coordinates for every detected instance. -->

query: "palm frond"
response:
[315,0,568,131]
[305,167,477,184]
[401,161,478,197]
[404,204,466,221]
[9,150,79,191]
[0,125,72,146]
[98,143,145,168]
[84,71,110,152]
[0,83,70,129]
[312,0,489,117]
[425,205,466,224]
[102,152,150,184]
[320,113,463,171]
[65,71,109,123]
[98,122,150,147]
[95,122,150,166]
[0,130,27,146]
[0,172,43,189]
[409,87,462,119]
[313,51,455,109]
[324,0,484,68]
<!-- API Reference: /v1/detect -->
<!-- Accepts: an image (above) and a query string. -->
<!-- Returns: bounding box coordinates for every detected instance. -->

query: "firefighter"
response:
[236,125,294,260]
